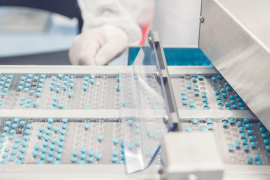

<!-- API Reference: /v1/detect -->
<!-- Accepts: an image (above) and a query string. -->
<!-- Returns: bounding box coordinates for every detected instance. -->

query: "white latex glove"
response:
[69,24,127,65]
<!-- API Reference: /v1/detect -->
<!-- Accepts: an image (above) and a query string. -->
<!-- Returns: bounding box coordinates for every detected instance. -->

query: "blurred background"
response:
[0,0,207,66]
[0,0,81,65]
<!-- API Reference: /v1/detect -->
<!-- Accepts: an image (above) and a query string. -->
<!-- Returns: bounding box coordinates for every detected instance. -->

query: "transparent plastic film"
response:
[119,31,172,175]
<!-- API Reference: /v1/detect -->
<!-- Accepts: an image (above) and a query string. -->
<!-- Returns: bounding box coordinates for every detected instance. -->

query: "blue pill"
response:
[190,107,196,110]
[34,144,40,150]
[62,118,68,123]
[112,157,118,163]
[237,121,243,127]
[87,150,94,157]
[51,76,56,81]
[87,157,93,163]
[97,135,103,141]
[127,119,133,125]
[84,123,89,129]
[58,74,63,79]
[181,90,186,95]
[212,77,217,81]
[17,153,24,159]
[255,154,260,161]
[56,147,63,153]
[240,133,246,139]
[68,92,72,97]
[192,76,197,81]
[3,126,9,131]
[182,100,188,105]
[72,151,78,157]
[215,90,220,95]
[44,135,50,141]
[262,133,268,139]
[186,83,191,89]
[206,118,213,123]
[258,122,263,126]
[201,92,207,98]
[32,150,38,157]
[47,124,52,129]
[217,100,223,104]
[231,100,236,104]
[60,130,65,135]
[244,145,250,151]
[80,154,86,160]
[147,132,153,137]
[50,85,54,90]
[245,124,251,129]
[136,128,140,134]
[61,124,67,129]
[228,144,234,151]
[247,130,253,135]
[216,95,221,100]
[8,135,14,140]
[11,123,18,129]
[1,132,7,137]
[90,78,95,84]
[239,127,245,133]
[235,142,241,148]
[247,157,253,164]
[46,157,53,162]
[20,148,25,153]
[186,126,192,132]
[55,153,61,160]
[218,104,224,108]
[266,145,270,151]
[227,86,232,91]
[62,85,67,90]
[34,76,39,80]
[127,143,133,149]
[14,138,20,143]
[63,80,68,85]
[59,135,65,141]
[242,139,248,145]
[264,139,270,145]
[4,147,10,152]
[95,153,102,160]
[208,124,214,129]
[11,150,17,155]
[38,160,44,164]
[43,142,48,147]
[58,104,63,109]
[113,138,119,144]
[55,88,60,92]
[58,141,64,147]
[249,136,255,142]
[251,142,257,148]
[260,127,266,133]
[21,141,27,147]
[243,118,249,124]
[201,126,207,131]
[192,118,198,124]
[2,154,8,159]
[49,145,55,150]
[52,96,58,102]
[69,83,74,88]
[229,118,235,124]
[36,92,41,97]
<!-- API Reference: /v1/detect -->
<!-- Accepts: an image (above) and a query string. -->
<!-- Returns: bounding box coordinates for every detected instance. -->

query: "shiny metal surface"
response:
[199,0,270,130]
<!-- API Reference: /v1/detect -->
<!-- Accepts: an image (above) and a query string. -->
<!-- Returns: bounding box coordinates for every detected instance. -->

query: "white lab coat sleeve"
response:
[78,0,143,45]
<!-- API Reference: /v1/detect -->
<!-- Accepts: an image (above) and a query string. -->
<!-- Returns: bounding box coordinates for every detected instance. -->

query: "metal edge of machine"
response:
[199,0,270,130]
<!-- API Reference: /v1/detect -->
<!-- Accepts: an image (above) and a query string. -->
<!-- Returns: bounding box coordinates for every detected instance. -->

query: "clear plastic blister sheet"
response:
[119,31,172,175]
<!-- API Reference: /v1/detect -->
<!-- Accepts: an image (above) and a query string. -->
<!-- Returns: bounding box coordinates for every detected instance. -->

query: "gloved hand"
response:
[69,24,128,65]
